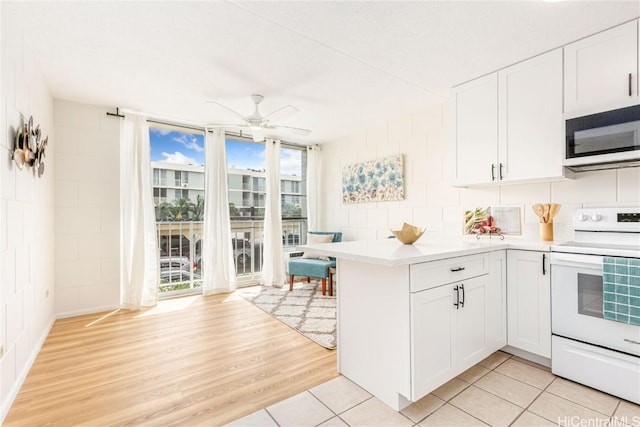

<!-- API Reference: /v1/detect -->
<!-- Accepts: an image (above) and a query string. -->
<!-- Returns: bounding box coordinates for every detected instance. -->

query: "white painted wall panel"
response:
[618,168,640,202]
[53,100,120,317]
[551,170,618,204]
[367,208,388,229]
[1,6,56,419]
[1,250,16,300]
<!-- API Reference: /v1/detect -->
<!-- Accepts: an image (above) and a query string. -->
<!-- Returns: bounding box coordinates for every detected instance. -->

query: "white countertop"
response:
[302,235,567,266]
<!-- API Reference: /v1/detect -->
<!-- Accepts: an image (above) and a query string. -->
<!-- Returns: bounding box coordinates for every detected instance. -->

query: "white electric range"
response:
[550,207,640,404]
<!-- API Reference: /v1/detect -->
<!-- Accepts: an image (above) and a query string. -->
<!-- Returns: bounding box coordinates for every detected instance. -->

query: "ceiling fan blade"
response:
[262,105,299,122]
[205,123,248,130]
[206,101,246,120]
[269,125,312,136]
[252,129,265,143]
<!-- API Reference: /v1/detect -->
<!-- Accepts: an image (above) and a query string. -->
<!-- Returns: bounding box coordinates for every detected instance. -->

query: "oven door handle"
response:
[550,252,603,269]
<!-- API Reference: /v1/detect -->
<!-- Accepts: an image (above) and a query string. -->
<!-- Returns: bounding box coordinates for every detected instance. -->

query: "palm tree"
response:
[229,203,241,218]
[191,195,205,221]
[172,198,194,221]
[155,201,174,221]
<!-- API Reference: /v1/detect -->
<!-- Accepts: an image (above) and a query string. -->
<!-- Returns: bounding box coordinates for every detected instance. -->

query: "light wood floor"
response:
[4,291,338,426]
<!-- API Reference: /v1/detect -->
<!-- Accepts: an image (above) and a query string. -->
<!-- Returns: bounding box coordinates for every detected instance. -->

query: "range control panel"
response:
[618,213,640,223]
[573,207,640,232]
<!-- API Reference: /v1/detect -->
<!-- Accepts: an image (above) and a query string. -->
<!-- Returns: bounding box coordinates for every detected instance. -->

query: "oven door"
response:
[551,252,640,356]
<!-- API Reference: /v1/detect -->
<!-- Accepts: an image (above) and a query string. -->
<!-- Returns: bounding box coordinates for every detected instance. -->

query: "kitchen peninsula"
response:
[303,238,510,410]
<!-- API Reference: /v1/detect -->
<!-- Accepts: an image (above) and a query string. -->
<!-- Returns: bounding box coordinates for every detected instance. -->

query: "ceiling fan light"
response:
[250,125,262,131]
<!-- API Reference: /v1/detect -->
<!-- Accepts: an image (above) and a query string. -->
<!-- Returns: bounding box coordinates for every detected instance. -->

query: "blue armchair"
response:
[289,231,342,295]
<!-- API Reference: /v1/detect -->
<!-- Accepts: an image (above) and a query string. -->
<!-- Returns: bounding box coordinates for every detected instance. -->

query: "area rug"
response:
[237,282,336,349]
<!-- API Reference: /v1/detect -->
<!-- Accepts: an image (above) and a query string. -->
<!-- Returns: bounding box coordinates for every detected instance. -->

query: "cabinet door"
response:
[498,49,564,182]
[456,275,490,371]
[451,73,498,186]
[507,250,551,358]
[411,284,457,399]
[565,20,639,114]
[486,250,507,351]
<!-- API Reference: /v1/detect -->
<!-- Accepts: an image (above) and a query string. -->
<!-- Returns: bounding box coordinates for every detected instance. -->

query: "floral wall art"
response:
[342,154,405,204]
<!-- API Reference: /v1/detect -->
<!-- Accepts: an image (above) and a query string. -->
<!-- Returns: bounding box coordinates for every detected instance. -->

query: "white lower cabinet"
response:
[410,250,506,399]
[410,282,457,397]
[507,250,551,358]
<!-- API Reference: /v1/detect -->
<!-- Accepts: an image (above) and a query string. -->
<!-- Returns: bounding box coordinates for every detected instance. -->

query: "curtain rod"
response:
[106,107,312,149]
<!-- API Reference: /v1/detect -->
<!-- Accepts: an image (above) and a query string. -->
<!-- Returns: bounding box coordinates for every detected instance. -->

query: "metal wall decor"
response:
[12,115,48,177]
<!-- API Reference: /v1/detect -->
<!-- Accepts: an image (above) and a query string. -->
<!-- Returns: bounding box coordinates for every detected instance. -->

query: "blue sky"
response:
[149,128,302,175]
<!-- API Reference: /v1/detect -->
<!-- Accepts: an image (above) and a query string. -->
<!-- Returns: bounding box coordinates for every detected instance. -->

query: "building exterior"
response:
[152,162,205,206]
[151,162,304,218]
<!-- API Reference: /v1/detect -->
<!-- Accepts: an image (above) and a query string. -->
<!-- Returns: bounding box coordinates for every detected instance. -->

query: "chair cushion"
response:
[301,233,334,260]
[289,258,336,278]
[309,231,342,243]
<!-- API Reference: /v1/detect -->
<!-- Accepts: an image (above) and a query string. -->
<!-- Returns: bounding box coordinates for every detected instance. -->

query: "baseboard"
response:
[56,304,120,319]
[1,315,56,424]
[501,345,551,368]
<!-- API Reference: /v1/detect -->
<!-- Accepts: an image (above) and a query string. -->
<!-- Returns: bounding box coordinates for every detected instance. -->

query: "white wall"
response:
[321,103,640,241]
[1,3,57,420]
[54,100,120,317]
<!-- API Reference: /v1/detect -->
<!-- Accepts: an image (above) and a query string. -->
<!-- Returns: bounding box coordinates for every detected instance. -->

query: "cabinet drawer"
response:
[410,253,489,292]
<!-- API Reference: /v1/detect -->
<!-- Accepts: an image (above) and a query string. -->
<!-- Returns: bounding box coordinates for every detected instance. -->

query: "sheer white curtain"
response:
[202,128,236,295]
[306,145,322,231]
[120,114,158,309]
[262,139,285,287]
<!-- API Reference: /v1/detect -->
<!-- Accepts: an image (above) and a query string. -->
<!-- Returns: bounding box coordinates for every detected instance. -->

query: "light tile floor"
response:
[227,351,640,427]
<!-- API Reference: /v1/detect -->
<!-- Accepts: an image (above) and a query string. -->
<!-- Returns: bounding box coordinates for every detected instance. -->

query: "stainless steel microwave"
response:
[564,104,640,172]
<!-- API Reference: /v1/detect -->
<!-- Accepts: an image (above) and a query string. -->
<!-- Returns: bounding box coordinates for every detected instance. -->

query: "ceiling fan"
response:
[207,94,311,142]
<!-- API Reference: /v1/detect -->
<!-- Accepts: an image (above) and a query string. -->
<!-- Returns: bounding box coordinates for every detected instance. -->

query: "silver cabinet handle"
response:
[491,164,496,181]
[450,267,466,272]
[624,338,640,345]
[499,163,504,180]
[629,73,633,97]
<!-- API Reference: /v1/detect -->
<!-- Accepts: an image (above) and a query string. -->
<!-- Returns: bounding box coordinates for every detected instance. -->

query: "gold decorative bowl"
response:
[390,223,426,244]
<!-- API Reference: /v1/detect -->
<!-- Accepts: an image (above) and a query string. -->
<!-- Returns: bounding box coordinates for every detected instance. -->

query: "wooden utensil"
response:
[549,204,561,222]
[532,204,545,222]
[543,204,551,223]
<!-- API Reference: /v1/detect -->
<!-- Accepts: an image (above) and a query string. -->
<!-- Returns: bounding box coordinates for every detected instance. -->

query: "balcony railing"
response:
[155,218,306,298]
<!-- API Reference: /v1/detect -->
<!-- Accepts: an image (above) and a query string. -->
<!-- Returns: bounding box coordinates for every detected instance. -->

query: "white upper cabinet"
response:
[564,20,639,115]
[498,49,564,182]
[451,49,566,186]
[450,73,498,186]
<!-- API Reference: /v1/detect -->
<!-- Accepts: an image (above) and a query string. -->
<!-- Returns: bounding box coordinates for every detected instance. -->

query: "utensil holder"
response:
[540,222,553,241]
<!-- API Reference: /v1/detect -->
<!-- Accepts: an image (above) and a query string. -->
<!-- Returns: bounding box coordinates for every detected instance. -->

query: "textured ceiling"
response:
[4,1,639,143]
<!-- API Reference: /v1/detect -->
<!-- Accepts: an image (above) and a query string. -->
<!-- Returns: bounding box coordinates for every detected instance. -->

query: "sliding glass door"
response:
[149,126,308,296]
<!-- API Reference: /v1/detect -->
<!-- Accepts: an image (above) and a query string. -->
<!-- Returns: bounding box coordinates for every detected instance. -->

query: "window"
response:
[175,170,189,187]
[148,129,309,292]
[281,180,301,194]
[176,189,189,200]
[153,169,167,186]
[153,187,167,203]
[253,177,265,192]
[225,137,308,282]
[149,125,205,298]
